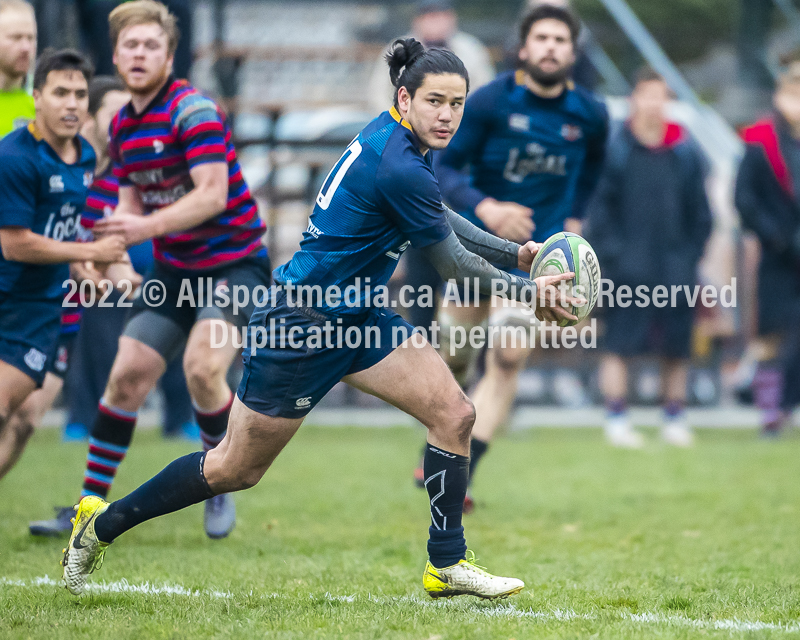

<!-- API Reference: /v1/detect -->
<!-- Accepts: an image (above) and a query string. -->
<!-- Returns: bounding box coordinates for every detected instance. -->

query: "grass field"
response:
[2,424,800,639]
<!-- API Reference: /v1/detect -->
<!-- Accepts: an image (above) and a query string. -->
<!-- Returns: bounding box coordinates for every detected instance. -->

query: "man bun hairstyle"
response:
[520,4,581,46]
[88,75,127,116]
[109,0,179,56]
[385,37,469,108]
[33,48,94,90]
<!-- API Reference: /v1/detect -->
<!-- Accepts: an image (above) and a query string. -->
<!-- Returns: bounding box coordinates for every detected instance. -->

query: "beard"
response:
[0,56,29,83]
[522,58,572,88]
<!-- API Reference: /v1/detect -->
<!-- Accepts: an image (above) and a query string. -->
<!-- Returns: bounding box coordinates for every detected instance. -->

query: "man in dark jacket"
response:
[735,56,800,437]
[586,67,712,448]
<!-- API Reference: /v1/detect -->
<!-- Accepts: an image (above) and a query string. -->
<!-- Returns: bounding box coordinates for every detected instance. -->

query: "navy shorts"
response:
[603,300,694,359]
[0,293,62,386]
[238,290,415,418]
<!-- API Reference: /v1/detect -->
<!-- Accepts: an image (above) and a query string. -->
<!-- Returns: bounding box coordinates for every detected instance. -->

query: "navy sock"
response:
[194,393,232,451]
[424,443,468,568]
[94,451,215,543]
[468,438,489,485]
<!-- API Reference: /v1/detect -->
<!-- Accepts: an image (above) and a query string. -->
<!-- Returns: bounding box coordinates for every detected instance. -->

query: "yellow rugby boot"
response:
[423,551,524,600]
[61,495,110,595]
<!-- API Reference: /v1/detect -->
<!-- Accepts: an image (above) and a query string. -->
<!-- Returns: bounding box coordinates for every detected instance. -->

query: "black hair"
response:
[519,5,580,46]
[385,37,469,108]
[633,65,665,87]
[33,48,94,91]
[88,75,127,115]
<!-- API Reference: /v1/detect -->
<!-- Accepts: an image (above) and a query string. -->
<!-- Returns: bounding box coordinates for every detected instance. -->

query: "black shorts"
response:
[603,301,694,359]
[123,255,272,362]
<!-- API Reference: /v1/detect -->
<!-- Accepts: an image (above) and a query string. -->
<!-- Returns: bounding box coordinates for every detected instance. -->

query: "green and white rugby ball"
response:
[529,231,601,326]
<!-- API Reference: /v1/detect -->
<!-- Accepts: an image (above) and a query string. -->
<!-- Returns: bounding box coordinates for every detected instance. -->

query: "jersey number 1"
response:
[316,139,363,210]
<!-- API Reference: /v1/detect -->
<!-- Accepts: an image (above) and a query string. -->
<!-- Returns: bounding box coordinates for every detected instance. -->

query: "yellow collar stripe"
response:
[389,106,413,131]
[27,121,43,141]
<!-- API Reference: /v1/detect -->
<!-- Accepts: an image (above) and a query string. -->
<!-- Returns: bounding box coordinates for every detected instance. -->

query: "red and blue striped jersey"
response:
[60,294,81,336]
[81,168,118,227]
[108,77,266,270]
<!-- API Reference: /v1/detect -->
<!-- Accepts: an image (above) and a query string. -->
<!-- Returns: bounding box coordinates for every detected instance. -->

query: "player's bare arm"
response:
[94,162,228,245]
[0,227,125,264]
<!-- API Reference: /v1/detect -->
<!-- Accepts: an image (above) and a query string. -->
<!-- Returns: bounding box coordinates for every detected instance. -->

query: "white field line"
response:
[3,576,800,634]
[0,575,231,599]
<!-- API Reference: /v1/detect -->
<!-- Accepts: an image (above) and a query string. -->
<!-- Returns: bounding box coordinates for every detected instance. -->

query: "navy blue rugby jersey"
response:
[0,122,95,299]
[274,107,451,315]
[437,70,608,242]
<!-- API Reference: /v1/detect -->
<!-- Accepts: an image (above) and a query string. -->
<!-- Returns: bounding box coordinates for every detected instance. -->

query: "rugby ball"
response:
[529,232,601,326]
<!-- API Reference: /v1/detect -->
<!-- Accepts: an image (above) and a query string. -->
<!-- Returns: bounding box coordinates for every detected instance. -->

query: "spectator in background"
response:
[735,54,800,437]
[368,0,495,115]
[585,68,712,448]
[507,0,599,90]
[0,0,36,137]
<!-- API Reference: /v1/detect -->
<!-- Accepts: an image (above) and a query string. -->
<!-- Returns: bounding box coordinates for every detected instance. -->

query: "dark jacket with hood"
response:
[735,115,800,334]
[585,121,712,291]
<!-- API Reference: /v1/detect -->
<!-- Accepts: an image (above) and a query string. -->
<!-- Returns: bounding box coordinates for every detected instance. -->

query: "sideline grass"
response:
[2,425,800,639]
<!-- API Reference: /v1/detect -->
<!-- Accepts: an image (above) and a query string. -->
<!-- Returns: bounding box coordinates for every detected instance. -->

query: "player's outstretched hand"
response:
[475,198,535,243]
[89,236,127,264]
[94,212,156,246]
[70,260,107,291]
[517,240,542,273]
[533,271,585,324]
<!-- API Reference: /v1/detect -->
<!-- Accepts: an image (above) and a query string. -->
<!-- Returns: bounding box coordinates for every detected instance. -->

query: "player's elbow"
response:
[199,181,228,214]
[0,235,31,263]
[210,189,228,214]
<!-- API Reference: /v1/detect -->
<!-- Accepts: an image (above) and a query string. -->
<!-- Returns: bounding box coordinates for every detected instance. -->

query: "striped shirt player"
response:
[67,67,269,539]
[102,75,271,361]
[108,77,265,269]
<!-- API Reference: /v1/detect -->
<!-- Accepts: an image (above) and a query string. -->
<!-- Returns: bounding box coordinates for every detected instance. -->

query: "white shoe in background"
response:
[662,420,694,447]
[605,417,645,449]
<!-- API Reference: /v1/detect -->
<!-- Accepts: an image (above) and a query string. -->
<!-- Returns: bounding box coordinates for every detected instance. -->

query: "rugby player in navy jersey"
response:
[1,75,133,486]
[415,5,609,508]
[0,49,126,480]
[62,38,580,599]
[31,0,268,540]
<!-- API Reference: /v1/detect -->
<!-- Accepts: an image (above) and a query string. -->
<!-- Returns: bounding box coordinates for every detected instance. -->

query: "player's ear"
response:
[397,86,412,113]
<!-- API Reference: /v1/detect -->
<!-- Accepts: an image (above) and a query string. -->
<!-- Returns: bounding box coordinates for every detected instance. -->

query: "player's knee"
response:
[452,396,476,445]
[183,356,226,395]
[491,344,528,374]
[223,466,265,492]
[106,366,151,407]
[11,410,36,443]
